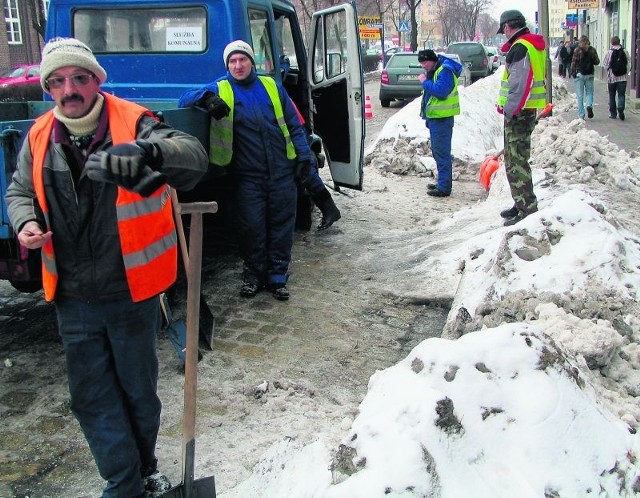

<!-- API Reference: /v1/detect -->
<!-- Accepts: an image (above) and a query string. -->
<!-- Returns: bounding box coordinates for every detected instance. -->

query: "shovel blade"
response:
[162,476,216,498]
[198,295,215,350]
[166,319,187,363]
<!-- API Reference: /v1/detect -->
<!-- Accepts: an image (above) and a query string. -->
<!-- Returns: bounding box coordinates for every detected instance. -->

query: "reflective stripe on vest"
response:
[208,81,234,166]
[498,39,547,109]
[421,65,460,119]
[209,76,296,166]
[28,93,177,303]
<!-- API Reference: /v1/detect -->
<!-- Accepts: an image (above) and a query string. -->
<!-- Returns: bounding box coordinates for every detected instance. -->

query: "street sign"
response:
[398,21,410,33]
[359,27,381,39]
[567,0,598,8]
[358,16,382,26]
[367,23,384,29]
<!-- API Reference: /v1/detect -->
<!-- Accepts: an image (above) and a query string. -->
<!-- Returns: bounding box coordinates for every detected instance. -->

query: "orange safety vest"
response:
[29,93,177,303]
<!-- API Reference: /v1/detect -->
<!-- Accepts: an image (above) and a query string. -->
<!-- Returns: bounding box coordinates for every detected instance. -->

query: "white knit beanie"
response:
[40,37,107,89]
[223,40,255,66]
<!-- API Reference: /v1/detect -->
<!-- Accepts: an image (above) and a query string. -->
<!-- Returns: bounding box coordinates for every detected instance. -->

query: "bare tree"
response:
[457,0,493,41]
[477,13,500,44]
[436,1,459,46]
[435,0,493,45]
[403,0,422,51]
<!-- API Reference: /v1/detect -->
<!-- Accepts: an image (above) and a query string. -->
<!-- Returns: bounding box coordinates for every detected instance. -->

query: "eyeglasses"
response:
[45,73,95,90]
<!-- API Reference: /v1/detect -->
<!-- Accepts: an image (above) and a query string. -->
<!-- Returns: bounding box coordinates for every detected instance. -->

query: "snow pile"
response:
[330,325,640,498]
[365,71,504,178]
[219,72,640,497]
[534,117,640,189]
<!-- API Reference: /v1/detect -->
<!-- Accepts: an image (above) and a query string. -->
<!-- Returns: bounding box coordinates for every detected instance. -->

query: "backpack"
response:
[610,48,628,76]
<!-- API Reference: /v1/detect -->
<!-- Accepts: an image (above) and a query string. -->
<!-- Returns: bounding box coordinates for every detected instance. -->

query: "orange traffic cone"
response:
[365,95,374,119]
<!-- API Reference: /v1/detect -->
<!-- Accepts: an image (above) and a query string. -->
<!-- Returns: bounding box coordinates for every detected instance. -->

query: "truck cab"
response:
[0,0,364,292]
[44,0,364,190]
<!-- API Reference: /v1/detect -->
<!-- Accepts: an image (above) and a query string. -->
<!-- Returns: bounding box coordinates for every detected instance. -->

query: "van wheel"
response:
[380,99,390,108]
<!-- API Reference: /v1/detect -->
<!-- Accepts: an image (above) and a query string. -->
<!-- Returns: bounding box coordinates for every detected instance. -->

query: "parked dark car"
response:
[379,52,424,107]
[0,64,43,101]
[445,42,490,81]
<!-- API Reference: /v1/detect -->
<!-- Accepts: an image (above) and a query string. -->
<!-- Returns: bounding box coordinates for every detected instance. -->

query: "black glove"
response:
[295,158,312,183]
[85,141,166,197]
[198,91,231,120]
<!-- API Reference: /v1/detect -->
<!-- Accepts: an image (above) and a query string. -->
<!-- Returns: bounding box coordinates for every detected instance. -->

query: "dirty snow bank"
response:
[220,71,640,497]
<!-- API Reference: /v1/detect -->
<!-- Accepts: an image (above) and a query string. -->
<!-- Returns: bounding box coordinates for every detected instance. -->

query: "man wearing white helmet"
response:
[5,37,208,497]
[180,40,314,301]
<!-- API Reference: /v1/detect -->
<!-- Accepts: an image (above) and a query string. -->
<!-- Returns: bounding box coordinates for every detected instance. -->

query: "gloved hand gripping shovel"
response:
[164,201,218,498]
[479,103,554,190]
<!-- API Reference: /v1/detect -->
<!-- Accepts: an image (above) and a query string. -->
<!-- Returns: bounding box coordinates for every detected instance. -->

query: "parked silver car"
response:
[443,53,471,87]
[484,46,503,73]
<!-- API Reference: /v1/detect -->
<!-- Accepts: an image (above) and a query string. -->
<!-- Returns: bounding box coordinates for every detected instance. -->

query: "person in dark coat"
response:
[6,37,208,498]
[179,40,313,300]
[570,35,600,119]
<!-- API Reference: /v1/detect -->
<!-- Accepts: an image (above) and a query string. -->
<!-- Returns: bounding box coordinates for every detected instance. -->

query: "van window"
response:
[73,7,206,53]
[274,11,299,73]
[312,10,349,83]
[249,8,275,75]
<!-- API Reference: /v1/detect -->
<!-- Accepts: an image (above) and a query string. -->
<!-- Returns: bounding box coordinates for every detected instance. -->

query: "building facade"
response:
[0,0,46,74]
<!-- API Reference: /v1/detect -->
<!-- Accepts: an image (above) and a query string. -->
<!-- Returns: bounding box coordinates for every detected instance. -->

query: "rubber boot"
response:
[312,188,341,231]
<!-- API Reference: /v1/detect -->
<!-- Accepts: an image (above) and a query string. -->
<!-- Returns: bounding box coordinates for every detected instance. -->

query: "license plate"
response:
[398,74,418,81]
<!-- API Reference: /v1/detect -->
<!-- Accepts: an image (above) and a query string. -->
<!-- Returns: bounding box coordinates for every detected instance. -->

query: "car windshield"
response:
[387,54,421,68]
[449,44,484,56]
[2,67,26,78]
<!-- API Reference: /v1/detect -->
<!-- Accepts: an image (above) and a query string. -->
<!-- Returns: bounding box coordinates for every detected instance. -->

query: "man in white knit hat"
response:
[180,40,315,301]
[5,37,208,498]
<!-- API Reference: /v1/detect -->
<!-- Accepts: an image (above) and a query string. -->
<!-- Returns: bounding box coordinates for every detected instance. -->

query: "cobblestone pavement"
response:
[0,164,484,496]
[0,70,487,496]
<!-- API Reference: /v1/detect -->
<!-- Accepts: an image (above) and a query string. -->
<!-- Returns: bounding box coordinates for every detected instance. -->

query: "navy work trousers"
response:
[55,295,162,498]
[236,174,297,286]
[428,116,455,193]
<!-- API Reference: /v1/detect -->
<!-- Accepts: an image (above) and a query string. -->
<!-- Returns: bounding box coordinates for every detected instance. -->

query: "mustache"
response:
[61,94,84,105]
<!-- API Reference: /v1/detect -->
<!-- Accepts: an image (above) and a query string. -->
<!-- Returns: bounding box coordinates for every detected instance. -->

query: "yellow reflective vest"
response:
[420,65,460,119]
[498,39,547,110]
[29,93,177,303]
[209,76,296,166]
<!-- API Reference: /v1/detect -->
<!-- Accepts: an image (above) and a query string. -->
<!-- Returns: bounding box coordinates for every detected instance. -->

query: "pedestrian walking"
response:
[570,35,600,119]
[555,41,567,77]
[561,41,574,78]
[179,40,314,300]
[4,37,208,497]
[417,49,463,197]
[602,35,630,120]
[557,40,572,78]
[496,10,547,226]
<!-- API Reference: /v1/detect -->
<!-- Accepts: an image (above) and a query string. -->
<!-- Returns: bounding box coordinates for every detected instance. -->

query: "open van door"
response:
[309,2,364,190]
